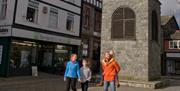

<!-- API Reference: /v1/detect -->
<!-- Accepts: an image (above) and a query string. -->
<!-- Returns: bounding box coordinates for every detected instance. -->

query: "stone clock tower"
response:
[101,0,162,83]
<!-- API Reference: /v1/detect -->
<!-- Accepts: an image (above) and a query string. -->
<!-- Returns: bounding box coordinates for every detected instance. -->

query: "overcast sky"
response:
[160,0,180,26]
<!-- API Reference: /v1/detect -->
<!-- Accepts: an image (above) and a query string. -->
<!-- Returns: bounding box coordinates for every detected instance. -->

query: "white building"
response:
[0,0,82,76]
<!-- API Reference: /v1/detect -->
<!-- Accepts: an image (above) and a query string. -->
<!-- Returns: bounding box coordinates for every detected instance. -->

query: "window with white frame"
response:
[169,41,180,49]
[93,0,96,6]
[26,0,39,23]
[90,0,93,4]
[49,8,58,28]
[100,3,102,8]
[96,1,99,7]
[174,42,178,48]
[66,13,74,31]
[169,41,174,49]
[0,0,7,20]
[86,0,90,3]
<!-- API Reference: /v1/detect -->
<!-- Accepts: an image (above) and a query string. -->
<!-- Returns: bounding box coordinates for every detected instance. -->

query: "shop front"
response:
[165,53,180,75]
[0,28,81,76]
[9,39,77,76]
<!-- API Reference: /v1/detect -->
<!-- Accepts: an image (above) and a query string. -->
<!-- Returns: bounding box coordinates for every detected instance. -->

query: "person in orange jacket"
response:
[97,50,120,87]
[102,51,120,91]
[109,50,120,87]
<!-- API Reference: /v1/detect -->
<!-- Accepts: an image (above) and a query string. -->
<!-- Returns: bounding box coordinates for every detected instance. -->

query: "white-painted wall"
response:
[14,0,81,36]
[0,0,16,26]
[43,0,81,12]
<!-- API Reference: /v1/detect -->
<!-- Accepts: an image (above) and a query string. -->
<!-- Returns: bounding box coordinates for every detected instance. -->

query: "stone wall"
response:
[101,0,161,81]
[148,0,161,81]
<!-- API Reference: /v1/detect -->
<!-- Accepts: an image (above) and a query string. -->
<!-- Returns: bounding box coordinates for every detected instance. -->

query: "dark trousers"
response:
[66,77,77,91]
[81,81,89,91]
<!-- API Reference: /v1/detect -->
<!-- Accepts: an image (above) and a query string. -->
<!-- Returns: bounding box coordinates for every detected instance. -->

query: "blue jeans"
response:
[104,81,116,91]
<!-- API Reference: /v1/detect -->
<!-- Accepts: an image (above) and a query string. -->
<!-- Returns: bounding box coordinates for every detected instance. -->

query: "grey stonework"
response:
[101,0,161,81]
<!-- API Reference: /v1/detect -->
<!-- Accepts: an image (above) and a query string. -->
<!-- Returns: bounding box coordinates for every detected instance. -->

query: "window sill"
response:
[111,38,136,41]
[25,20,38,24]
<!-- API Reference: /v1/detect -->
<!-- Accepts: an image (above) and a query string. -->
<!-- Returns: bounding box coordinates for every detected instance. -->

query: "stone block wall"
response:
[101,0,161,81]
[148,0,161,81]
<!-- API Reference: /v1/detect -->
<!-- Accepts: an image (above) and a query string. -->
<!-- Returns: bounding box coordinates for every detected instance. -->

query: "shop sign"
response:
[0,45,3,64]
[0,29,8,32]
[166,53,180,57]
[0,28,8,35]
[12,28,81,45]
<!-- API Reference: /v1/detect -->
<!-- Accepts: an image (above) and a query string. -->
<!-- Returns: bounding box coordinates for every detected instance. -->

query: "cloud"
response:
[160,0,180,27]
[160,0,180,15]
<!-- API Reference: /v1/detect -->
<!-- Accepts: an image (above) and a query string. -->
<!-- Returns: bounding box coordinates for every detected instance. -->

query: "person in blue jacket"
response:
[64,54,81,91]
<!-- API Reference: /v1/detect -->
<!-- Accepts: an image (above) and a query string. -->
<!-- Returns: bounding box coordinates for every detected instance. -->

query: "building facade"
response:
[0,0,82,76]
[101,0,161,81]
[81,0,102,73]
[161,16,180,75]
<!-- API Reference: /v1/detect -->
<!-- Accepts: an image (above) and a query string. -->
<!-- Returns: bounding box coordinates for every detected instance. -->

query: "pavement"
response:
[85,80,180,91]
[0,73,180,91]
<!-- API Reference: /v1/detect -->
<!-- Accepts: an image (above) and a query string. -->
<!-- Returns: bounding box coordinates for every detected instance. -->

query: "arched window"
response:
[111,7,135,40]
[152,11,158,42]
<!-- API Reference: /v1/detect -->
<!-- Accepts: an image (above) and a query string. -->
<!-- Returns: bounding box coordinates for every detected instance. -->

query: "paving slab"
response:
[0,73,180,91]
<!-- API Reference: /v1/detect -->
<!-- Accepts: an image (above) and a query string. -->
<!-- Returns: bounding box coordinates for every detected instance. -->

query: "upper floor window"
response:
[0,0,7,20]
[49,8,58,28]
[83,5,91,29]
[152,11,159,42]
[95,11,101,32]
[66,13,74,31]
[169,41,180,49]
[26,0,39,23]
[96,0,100,7]
[111,7,136,40]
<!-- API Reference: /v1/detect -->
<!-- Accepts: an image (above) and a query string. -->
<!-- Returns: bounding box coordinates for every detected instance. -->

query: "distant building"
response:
[161,16,180,75]
[0,0,82,76]
[81,0,102,73]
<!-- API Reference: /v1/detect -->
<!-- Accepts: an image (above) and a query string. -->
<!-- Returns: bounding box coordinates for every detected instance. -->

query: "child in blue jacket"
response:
[64,54,81,91]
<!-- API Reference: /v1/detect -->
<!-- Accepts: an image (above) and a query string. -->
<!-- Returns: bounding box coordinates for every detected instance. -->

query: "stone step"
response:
[119,79,169,89]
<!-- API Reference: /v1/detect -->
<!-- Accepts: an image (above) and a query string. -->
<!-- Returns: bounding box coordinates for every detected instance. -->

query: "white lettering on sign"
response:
[166,53,180,57]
